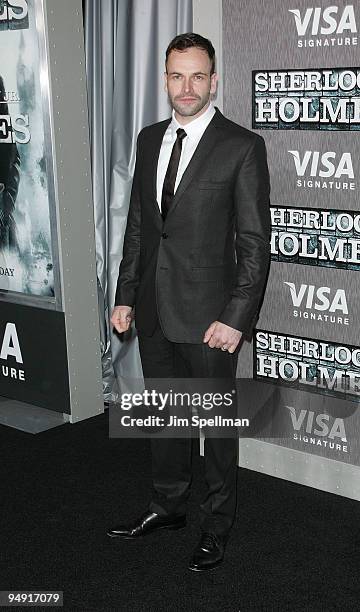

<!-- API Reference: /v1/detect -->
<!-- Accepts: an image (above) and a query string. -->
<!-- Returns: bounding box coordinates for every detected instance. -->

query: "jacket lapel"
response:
[148,119,171,221]
[165,108,226,221]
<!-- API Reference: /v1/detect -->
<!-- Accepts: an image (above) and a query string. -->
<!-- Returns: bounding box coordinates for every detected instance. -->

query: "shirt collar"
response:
[170,102,215,140]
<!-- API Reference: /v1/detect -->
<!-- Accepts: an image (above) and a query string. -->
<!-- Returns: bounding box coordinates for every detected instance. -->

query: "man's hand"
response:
[203,321,242,353]
[111,305,133,334]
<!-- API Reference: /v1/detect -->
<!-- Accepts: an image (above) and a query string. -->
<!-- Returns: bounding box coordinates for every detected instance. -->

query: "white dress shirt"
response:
[156,102,216,209]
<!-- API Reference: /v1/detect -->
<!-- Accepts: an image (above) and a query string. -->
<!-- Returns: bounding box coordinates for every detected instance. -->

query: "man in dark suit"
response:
[108,33,271,571]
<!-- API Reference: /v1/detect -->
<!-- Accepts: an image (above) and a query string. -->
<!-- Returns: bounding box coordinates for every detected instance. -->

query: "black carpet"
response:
[1,411,360,611]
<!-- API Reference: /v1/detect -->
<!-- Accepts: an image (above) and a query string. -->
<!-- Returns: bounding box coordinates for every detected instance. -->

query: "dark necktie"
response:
[161,127,187,221]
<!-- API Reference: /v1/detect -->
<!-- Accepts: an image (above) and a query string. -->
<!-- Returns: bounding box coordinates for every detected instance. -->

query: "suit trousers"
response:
[137,321,239,538]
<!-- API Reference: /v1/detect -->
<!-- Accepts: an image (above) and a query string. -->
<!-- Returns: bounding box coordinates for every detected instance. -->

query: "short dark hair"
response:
[165,33,216,75]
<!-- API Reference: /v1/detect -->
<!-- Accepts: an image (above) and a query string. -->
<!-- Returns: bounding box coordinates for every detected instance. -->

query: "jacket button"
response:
[162,232,168,239]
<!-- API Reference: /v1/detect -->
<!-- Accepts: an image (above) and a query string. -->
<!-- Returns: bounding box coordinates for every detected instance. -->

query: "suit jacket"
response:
[115,107,271,343]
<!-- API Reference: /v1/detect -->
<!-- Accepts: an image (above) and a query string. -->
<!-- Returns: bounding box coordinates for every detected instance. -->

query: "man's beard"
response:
[170,93,210,117]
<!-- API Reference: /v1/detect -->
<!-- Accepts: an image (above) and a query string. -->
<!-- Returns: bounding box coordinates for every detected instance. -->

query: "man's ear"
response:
[164,72,168,92]
[210,72,218,95]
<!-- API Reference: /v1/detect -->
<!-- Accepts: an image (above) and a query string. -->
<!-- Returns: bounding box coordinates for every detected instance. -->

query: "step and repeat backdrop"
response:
[223,0,360,482]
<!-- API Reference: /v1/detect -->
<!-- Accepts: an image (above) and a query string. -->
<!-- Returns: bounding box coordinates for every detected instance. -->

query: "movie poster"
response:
[223,0,360,469]
[0,0,54,296]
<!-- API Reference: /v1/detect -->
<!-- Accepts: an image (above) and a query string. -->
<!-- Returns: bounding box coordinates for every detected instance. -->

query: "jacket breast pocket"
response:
[197,180,231,191]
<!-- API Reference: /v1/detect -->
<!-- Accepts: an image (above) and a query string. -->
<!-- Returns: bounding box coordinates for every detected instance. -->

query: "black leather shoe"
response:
[107,511,186,539]
[188,532,225,571]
